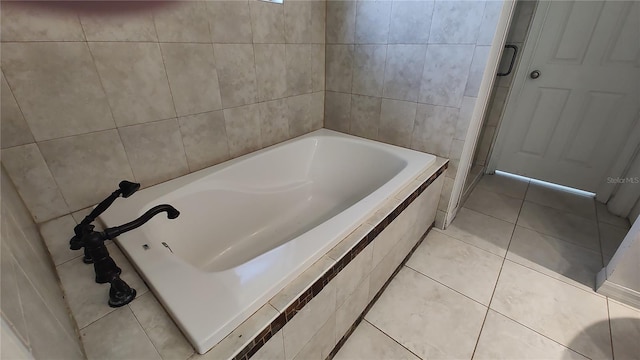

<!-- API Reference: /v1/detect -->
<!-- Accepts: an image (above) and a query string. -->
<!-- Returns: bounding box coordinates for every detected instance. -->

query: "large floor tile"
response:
[474,310,588,359]
[491,261,612,359]
[334,321,419,360]
[406,231,502,305]
[596,202,631,229]
[476,173,529,199]
[464,187,523,223]
[437,207,515,257]
[366,267,486,359]
[506,226,602,291]
[525,182,596,220]
[599,222,629,258]
[608,300,640,360]
[517,202,599,251]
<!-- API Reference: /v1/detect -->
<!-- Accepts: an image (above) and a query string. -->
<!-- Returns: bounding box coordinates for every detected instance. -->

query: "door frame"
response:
[487,0,640,203]
[444,0,517,227]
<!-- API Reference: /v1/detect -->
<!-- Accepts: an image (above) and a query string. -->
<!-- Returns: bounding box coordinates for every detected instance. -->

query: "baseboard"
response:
[596,269,640,309]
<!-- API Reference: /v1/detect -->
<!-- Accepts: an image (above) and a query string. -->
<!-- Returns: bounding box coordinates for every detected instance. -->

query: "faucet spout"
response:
[103,204,180,240]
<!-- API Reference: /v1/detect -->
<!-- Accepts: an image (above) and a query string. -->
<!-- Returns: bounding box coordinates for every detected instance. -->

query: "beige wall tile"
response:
[178,111,230,172]
[199,304,279,360]
[355,1,392,44]
[252,331,285,360]
[15,269,84,360]
[208,1,253,44]
[325,92,351,133]
[0,240,28,344]
[388,1,434,44]
[419,44,474,107]
[310,91,325,131]
[224,104,263,157]
[355,1,391,44]
[129,292,195,360]
[255,44,288,102]
[326,1,356,44]
[153,1,210,43]
[80,12,157,41]
[326,45,354,93]
[39,130,134,211]
[119,119,189,186]
[288,93,313,138]
[1,2,84,41]
[1,73,33,149]
[1,42,114,141]
[40,215,81,266]
[465,46,491,97]
[269,256,335,312]
[429,1,485,44]
[282,282,336,360]
[350,94,381,140]
[411,104,458,157]
[311,45,326,92]
[286,44,313,96]
[293,314,336,360]
[455,96,476,140]
[284,1,312,43]
[379,99,416,148]
[310,1,326,44]
[250,0,285,43]
[161,43,222,116]
[81,306,160,360]
[335,246,372,307]
[90,42,175,127]
[335,276,369,339]
[382,45,427,102]
[2,144,70,222]
[477,1,503,46]
[352,45,387,97]
[214,44,258,108]
[260,99,290,147]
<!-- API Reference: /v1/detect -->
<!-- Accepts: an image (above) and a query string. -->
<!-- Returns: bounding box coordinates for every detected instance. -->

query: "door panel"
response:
[494,0,640,192]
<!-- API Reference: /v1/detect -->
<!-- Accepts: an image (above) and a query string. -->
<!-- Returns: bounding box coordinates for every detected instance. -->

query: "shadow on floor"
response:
[566,318,640,360]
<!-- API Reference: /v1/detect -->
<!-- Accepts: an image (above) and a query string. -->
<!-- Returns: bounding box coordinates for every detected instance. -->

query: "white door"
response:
[491,0,640,192]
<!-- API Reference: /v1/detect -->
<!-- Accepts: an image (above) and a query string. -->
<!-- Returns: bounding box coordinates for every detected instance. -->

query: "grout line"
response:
[404,264,490,308]
[605,298,616,360]
[364,319,425,360]
[470,179,528,359]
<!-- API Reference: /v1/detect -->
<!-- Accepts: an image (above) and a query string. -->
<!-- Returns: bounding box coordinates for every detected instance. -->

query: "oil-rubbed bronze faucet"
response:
[69,181,179,307]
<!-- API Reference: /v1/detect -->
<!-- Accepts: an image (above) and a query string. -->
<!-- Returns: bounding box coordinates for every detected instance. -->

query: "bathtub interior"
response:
[141,136,408,272]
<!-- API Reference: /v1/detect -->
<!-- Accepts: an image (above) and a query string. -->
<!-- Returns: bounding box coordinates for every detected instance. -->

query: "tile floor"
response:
[335,173,639,360]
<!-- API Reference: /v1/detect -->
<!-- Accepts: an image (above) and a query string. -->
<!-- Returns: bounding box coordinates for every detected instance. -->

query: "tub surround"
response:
[33,151,447,360]
[99,130,437,354]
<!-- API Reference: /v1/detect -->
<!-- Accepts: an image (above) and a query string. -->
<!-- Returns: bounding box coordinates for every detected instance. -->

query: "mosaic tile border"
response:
[232,162,448,360]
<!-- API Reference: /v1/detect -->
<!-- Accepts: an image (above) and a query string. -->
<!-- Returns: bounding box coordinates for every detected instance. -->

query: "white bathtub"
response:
[101,129,435,354]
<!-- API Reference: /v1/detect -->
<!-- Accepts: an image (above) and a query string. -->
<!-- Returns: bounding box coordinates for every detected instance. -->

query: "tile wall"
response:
[1,0,325,224]
[322,0,503,227]
[0,167,84,359]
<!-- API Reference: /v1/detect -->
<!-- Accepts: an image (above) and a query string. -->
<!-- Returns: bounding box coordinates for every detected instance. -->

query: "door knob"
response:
[530,70,541,79]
